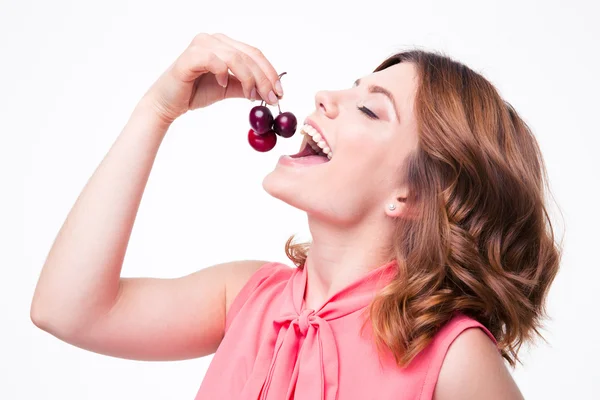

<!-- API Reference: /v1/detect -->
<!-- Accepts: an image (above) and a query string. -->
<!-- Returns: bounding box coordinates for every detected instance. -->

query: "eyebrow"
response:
[354,78,401,122]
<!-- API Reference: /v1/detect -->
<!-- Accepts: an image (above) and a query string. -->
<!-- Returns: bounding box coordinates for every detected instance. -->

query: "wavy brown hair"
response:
[284,49,563,368]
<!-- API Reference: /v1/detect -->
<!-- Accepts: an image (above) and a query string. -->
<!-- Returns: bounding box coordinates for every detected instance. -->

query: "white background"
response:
[3,0,599,398]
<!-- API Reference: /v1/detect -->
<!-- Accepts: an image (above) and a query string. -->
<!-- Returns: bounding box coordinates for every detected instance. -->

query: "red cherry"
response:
[248,128,277,152]
[273,112,297,138]
[249,105,274,135]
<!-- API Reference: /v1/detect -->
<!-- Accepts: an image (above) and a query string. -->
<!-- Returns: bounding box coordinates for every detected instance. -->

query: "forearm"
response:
[31,101,170,335]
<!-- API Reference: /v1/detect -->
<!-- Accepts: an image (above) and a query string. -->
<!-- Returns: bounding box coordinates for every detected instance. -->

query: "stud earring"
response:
[388,203,396,211]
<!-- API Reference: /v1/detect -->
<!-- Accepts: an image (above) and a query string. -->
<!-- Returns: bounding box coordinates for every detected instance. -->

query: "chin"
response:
[262,170,311,213]
[262,165,358,226]
[262,173,337,226]
[263,170,295,203]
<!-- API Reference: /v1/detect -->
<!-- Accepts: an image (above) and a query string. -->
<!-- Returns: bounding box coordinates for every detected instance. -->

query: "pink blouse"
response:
[194,260,498,400]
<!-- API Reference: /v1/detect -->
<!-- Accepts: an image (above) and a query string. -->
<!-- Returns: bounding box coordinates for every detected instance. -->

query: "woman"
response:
[31,33,561,399]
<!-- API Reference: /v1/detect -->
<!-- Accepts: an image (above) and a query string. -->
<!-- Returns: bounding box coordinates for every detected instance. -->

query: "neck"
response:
[302,213,395,311]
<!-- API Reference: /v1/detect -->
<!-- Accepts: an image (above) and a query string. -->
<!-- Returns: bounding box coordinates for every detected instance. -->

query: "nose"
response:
[314,90,338,118]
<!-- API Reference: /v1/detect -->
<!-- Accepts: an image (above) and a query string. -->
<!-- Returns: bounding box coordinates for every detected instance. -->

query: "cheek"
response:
[342,137,388,170]
[332,145,389,191]
[332,128,394,182]
[341,128,379,157]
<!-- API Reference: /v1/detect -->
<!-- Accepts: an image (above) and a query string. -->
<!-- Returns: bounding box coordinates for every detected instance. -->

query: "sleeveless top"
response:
[194,260,499,400]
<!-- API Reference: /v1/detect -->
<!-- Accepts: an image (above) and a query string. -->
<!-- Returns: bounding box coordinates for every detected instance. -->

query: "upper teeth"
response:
[301,124,333,160]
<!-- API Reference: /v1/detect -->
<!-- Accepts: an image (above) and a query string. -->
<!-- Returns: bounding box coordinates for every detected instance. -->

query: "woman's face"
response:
[262,62,420,226]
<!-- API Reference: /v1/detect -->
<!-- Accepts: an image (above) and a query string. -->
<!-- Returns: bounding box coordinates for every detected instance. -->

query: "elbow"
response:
[30,302,46,330]
[30,296,77,339]
[31,276,54,330]
[30,290,49,329]
[30,298,57,333]
[30,293,108,344]
[30,281,73,335]
[30,302,83,341]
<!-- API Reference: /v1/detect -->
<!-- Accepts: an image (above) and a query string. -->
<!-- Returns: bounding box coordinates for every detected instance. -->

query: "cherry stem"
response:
[275,72,287,113]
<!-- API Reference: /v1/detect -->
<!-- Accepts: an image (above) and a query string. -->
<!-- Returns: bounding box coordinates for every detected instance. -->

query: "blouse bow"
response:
[238,260,397,400]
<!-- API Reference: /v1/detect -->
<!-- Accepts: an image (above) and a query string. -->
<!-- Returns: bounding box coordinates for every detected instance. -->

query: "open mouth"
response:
[289,124,333,162]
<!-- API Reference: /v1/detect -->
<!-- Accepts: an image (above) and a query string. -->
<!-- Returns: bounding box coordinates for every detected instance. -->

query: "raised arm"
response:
[30,33,283,360]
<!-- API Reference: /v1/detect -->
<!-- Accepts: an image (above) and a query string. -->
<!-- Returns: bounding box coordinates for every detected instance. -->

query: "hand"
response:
[139,33,284,125]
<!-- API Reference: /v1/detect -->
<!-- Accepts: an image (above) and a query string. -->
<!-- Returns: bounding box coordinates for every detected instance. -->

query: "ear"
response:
[385,192,418,220]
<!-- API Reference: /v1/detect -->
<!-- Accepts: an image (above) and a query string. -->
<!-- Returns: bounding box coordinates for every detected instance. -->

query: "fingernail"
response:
[268,90,278,104]
[275,80,283,96]
[250,87,257,101]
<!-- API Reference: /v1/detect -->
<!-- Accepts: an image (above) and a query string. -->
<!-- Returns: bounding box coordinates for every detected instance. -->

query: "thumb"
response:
[222,73,244,100]
[222,73,259,102]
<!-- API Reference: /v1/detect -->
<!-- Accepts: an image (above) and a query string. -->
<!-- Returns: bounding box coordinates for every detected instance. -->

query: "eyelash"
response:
[357,106,378,120]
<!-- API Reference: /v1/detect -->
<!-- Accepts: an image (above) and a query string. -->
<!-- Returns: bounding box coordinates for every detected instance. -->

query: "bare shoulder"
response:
[223,260,272,314]
[433,328,525,400]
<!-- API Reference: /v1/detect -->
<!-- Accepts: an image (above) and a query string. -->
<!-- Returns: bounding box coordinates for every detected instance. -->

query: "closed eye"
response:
[358,106,378,120]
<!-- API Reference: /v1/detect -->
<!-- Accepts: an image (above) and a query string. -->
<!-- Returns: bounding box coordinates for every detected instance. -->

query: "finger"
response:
[180,34,255,100]
[210,47,260,101]
[212,33,282,100]
[221,73,246,100]
[172,43,228,85]
[212,33,282,102]
[209,43,268,103]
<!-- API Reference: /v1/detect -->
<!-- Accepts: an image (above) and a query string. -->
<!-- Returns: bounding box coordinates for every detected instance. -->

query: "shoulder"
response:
[225,261,293,305]
[225,261,278,311]
[433,324,524,400]
[224,261,295,332]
